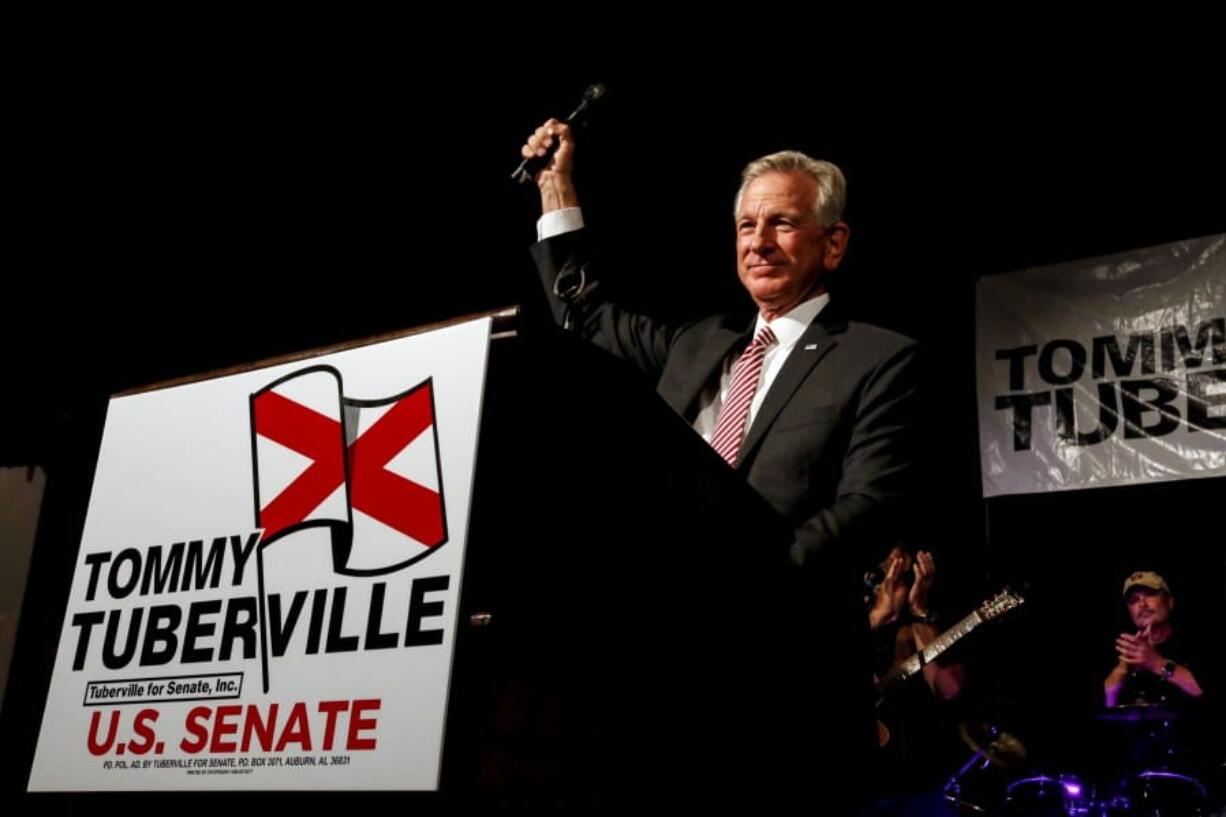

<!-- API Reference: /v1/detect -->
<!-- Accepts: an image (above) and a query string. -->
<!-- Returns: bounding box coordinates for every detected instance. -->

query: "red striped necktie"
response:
[709,324,777,466]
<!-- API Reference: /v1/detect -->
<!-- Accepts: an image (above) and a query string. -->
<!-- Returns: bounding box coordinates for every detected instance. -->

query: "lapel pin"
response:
[804,343,819,351]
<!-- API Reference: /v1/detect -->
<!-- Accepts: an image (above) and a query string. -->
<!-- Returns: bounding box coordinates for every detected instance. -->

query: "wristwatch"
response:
[1160,661,1176,681]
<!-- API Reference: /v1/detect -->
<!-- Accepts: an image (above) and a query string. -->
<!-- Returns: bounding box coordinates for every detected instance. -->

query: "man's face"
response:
[735,171,848,318]
[1125,587,1174,630]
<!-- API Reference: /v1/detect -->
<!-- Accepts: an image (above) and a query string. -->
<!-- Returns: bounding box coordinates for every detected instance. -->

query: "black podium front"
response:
[449,322,875,813]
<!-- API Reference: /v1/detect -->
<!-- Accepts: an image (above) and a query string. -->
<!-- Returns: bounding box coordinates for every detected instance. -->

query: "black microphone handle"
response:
[511,85,604,185]
[511,137,563,186]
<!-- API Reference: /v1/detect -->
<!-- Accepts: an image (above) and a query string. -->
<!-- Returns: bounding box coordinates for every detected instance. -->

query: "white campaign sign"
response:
[29,318,490,790]
[977,235,1225,497]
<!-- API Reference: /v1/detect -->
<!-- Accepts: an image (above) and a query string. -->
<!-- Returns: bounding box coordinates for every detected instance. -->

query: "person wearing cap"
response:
[1103,571,1205,708]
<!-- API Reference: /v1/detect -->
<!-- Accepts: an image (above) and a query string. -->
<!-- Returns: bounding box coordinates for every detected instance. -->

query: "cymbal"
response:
[1093,703,1181,722]
[958,721,1028,768]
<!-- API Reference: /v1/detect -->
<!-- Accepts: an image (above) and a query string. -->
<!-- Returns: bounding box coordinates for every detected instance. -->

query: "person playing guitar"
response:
[868,546,966,703]
[865,545,969,803]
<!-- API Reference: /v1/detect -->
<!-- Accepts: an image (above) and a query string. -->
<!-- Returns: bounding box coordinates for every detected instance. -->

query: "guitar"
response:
[875,588,1024,747]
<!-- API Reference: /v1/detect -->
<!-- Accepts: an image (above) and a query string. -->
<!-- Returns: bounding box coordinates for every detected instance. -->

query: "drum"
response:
[1001,773,1135,816]
[1004,774,1088,816]
[1124,768,1208,816]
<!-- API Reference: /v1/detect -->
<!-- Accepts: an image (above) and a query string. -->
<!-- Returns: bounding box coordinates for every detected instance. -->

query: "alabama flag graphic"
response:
[250,366,448,575]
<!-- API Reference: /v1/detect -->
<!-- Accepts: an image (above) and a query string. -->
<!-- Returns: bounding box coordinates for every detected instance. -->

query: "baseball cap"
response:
[1122,570,1170,598]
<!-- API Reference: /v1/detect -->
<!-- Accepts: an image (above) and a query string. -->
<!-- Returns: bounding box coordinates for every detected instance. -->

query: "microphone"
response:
[511,83,606,185]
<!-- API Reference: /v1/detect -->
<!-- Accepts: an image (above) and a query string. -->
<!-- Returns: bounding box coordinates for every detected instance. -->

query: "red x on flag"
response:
[251,367,447,572]
[348,384,446,547]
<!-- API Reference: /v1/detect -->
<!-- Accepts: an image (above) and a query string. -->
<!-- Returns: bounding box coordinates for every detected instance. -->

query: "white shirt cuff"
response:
[536,207,585,242]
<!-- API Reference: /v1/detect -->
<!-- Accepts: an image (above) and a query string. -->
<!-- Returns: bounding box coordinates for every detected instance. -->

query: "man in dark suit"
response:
[523,118,918,573]
[520,119,919,807]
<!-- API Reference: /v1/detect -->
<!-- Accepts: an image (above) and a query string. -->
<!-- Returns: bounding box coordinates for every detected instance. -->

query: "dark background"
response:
[3,53,1224,811]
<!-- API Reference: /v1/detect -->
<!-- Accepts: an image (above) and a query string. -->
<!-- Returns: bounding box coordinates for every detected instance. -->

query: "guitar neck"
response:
[893,610,982,681]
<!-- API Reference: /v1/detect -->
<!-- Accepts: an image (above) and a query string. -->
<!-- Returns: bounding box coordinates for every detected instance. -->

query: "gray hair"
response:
[734,151,847,227]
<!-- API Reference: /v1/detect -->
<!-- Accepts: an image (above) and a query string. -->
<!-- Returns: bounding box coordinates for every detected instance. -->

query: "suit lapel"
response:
[664,324,752,420]
[736,307,846,469]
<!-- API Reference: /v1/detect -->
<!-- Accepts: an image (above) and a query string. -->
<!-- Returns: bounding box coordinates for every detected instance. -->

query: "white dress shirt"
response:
[690,295,830,443]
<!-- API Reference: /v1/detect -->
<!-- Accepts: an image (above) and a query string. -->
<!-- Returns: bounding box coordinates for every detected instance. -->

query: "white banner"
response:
[29,317,490,790]
[977,235,1225,497]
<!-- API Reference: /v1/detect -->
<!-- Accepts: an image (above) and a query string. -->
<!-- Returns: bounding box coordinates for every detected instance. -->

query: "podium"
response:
[2,307,874,814]
[454,312,875,811]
